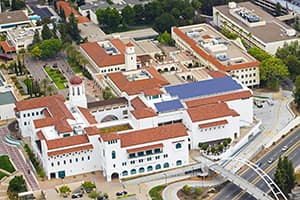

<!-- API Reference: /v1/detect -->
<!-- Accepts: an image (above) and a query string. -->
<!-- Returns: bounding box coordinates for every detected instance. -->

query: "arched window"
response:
[155,164,161,170]
[176,143,182,149]
[147,166,153,172]
[72,87,75,96]
[130,169,136,175]
[122,170,128,176]
[176,160,182,166]
[139,167,145,173]
[163,162,169,168]
[111,151,116,159]
[77,87,80,95]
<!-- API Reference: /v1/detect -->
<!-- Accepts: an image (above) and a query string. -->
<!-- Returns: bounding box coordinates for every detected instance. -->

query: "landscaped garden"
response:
[149,185,166,200]
[0,171,7,180]
[198,138,232,156]
[0,155,15,173]
[99,124,132,134]
[177,184,208,200]
[44,66,67,89]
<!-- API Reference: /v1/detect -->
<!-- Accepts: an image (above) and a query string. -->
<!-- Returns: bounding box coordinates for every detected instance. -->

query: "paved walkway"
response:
[0,126,40,191]
[162,176,225,200]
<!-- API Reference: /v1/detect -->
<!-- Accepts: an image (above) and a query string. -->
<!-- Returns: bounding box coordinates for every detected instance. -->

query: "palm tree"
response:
[46,85,55,96]
[40,78,49,95]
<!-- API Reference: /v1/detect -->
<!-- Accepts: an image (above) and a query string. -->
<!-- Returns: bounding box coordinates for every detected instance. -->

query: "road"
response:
[213,127,300,200]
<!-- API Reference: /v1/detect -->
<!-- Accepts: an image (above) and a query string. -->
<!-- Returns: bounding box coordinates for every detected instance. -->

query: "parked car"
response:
[116,191,127,196]
[256,162,261,167]
[267,157,274,164]
[71,193,83,199]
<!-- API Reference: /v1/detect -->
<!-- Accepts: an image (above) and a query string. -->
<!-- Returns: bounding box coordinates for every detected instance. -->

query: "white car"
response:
[281,145,288,151]
[267,158,274,164]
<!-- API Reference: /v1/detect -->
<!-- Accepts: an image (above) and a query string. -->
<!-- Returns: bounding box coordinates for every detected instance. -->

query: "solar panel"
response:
[165,77,242,99]
[154,99,184,113]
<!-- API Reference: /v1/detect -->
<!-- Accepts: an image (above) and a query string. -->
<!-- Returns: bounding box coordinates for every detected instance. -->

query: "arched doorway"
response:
[111,172,119,180]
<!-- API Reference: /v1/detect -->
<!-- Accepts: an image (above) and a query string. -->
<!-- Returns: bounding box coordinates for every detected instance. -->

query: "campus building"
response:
[213,1,299,54]
[171,23,260,87]
[15,69,253,180]
[0,71,16,120]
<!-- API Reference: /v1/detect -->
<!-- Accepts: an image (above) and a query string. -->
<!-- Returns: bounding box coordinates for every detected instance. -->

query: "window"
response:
[57,161,60,166]
[163,162,169,168]
[113,164,116,168]
[27,113,30,117]
[139,159,143,163]
[130,169,137,175]
[24,122,27,126]
[176,160,182,166]
[130,160,135,164]
[122,170,128,176]
[139,167,145,173]
[155,156,160,159]
[147,157,152,161]
[129,153,135,158]
[76,158,78,162]
[112,151,116,159]
[70,159,72,163]
[63,160,66,165]
[137,152,144,157]
[164,154,168,158]
[51,162,54,167]
[155,164,161,170]
[122,162,127,166]
[82,157,84,161]
[36,112,39,115]
[23,114,26,117]
[32,112,35,116]
[146,150,152,155]
[87,156,90,160]
[175,143,182,149]
[123,110,128,115]
[77,87,80,95]
[147,166,153,172]
[154,148,161,154]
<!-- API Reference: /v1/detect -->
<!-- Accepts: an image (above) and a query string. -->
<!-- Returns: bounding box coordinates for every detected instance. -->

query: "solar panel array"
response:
[154,99,184,113]
[165,77,242,99]
[31,6,53,18]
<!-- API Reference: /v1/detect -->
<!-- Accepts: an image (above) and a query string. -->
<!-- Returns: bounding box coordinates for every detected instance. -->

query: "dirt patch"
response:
[253,88,279,93]
[290,102,300,116]
[177,187,209,200]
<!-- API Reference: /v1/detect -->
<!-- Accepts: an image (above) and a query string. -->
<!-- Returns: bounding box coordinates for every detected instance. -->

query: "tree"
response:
[274,157,296,196]
[157,31,175,46]
[133,4,145,24]
[30,45,42,58]
[7,175,27,200]
[248,46,271,61]
[68,13,80,41]
[275,2,282,16]
[103,87,114,100]
[41,24,53,40]
[46,85,56,96]
[59,185,71,197]
[11,0,25,10]
[191,0,202,10]
[32,31,41,46]
[96,8,122,32]
[122,5,136,25]
[38,39,63,58]
[155,13,177,32]
[293,75,300,107]
[40,78,50,95]
[82,181,96,193]
[88,191,99,199]
[259,57,289,90]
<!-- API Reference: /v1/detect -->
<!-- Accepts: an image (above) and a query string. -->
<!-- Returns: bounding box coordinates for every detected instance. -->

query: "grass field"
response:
[0,155,15,173]
[44,66,68,89]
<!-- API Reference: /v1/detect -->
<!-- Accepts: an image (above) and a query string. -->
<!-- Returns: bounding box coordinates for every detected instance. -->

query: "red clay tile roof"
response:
[46,134,90,150]
[208,71,228,78]
[130,97,157,119]
[126,143,163,153]
[0,41,16,53]
[198,119,228,128]
[100,132,119,142]
[107,67,169,95]
[187,102,239,122]
[37,130,46,140]
[143,88,164,96]
[15,95,75,134]
[84,126,99,136]
[56,1,89,23]
[126,42,135,47]
[185,90,252,108]
[70,76,82,85]
[120,123,187,147]
[173,27,260,71]
[78,107,97,124]
[48,144,93,156]
[80,39,125,68]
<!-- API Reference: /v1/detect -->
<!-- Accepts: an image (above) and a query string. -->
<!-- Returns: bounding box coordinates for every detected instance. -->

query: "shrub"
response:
[149,185,166,200]
[82,181,96,193]
[182,184,192,195]
[24,144,45,178]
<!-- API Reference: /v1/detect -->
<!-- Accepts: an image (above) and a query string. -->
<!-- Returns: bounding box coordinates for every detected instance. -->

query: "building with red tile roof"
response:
[172,23,260,87]
[56,1,89,24]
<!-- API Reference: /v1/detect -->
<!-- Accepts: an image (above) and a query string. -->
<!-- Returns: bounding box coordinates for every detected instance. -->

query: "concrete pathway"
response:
[0,126,40,191]
[162,176,225,200]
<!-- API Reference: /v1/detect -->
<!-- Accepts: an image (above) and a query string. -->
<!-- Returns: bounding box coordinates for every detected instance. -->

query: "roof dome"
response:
[70,76,82,85]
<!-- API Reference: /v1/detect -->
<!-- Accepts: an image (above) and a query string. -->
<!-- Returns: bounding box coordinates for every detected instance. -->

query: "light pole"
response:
[163,173,167,185]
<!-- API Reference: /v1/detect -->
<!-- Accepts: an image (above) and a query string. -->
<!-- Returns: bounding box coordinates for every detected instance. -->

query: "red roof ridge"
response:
[46,134,90,150]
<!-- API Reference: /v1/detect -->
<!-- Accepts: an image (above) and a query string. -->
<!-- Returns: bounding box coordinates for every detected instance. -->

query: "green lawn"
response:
[67,58,82,74]
[0,171,7,180]
[0,155,15,173]
[44,66,68,89]
[149,185,166,200]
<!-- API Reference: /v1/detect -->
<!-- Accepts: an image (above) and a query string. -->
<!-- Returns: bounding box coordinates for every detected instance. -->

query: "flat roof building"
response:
[172,23,260,87]
[213,1,299,54]
[0,10,30,31]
